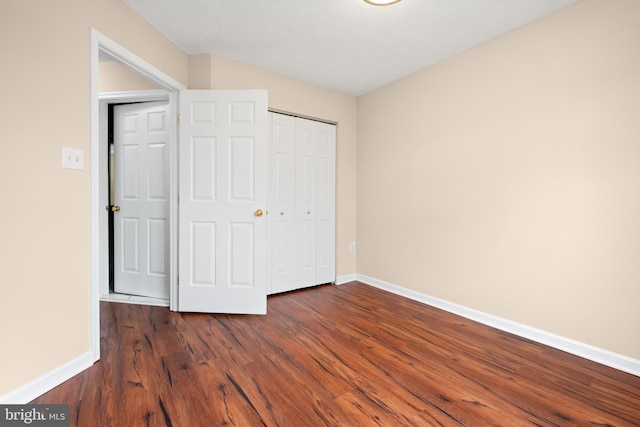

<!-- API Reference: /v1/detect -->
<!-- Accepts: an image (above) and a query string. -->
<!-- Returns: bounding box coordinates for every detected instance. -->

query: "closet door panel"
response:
[268,113,297,293]
[296,118,318,287]
[315,121,336,284]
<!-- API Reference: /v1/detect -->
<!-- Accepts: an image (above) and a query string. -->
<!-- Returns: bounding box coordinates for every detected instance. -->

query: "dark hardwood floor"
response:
[32,282,640,426]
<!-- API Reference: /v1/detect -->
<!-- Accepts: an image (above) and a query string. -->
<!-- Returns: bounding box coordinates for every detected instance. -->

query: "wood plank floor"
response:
[32,282,640,426]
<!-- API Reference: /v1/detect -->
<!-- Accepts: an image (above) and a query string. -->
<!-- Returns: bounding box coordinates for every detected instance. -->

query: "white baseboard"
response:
[335,273,357,285]
[0,352,94,404]
[356,274,640,378]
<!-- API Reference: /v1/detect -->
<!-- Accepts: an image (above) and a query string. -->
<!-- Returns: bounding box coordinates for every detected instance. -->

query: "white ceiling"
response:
[122,0,578,96]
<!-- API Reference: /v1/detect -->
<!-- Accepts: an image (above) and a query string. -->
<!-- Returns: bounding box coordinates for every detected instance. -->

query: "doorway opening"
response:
[91,29,185,361]
[102,100,171,307]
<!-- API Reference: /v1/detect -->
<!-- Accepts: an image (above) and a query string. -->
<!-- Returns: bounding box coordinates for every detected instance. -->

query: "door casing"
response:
[91,29,185,362]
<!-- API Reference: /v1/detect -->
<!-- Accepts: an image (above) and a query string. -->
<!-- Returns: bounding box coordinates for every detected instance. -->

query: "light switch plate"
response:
[62,147,84,170]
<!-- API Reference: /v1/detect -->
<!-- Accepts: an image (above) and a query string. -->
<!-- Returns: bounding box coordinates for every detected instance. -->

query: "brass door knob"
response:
[255,209,263,217]
[111,205,121,212]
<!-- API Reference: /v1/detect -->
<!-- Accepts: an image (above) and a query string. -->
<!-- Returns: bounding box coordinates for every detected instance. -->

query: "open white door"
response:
[178,90,268,314]
[113,101,170,299]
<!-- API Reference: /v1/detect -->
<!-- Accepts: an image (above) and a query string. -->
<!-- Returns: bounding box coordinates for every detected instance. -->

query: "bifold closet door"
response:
[268,113,336,294]
[296,117,319,288]
[311,118,336,285]
[269,113,297,293]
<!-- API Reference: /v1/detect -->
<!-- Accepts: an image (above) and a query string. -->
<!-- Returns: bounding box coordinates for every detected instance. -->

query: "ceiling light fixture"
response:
[364,0,402,5]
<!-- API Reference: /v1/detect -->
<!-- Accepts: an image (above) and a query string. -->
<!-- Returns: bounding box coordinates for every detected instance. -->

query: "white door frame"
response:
[90,29,185,361]
[99,91,170,301]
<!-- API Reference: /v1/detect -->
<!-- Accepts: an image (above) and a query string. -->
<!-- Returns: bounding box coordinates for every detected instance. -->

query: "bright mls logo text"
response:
[1,405,69,426]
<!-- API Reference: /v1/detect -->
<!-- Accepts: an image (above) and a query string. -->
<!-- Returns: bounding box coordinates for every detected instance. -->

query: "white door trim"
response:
[90,29,186,362]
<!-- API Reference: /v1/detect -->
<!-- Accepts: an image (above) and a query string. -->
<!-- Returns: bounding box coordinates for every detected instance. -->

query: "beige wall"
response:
[99,60,161,92]
[0,0,188,396]
[189,53,358,277]
[357,0,640,359]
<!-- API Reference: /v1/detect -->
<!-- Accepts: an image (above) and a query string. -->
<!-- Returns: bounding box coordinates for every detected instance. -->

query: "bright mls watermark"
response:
[0,405,69,426]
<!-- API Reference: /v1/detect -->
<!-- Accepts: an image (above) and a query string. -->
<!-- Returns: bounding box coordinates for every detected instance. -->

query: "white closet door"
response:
[295,117,318,288]
[314,120,336,284]
[268,113,297,294]
[267,113,336,294]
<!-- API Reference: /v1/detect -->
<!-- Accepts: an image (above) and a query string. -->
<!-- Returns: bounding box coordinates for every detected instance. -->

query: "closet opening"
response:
[267,111,337,295]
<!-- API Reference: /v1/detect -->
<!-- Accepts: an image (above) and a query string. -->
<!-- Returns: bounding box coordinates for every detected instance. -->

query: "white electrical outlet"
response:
[62,147,84,170]
[349,242,356,253]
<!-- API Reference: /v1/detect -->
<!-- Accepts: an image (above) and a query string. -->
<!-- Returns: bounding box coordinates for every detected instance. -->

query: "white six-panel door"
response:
[113,101,170,299]
[178,90,268,314]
